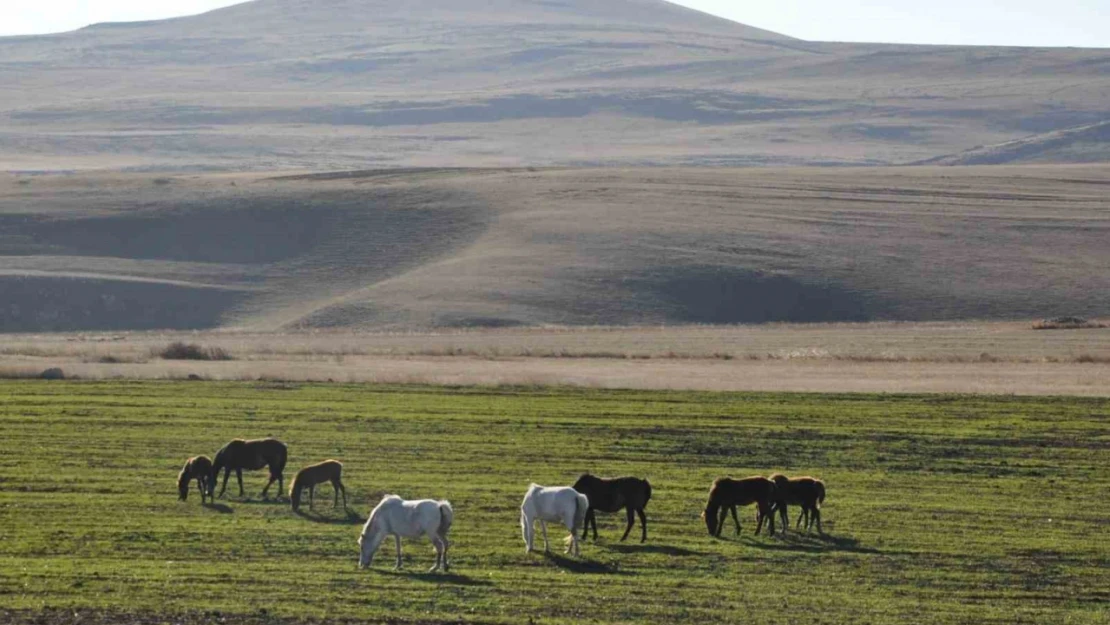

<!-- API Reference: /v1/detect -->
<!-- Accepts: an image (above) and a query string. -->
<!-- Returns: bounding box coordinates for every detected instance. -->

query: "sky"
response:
[0,0,1106,48]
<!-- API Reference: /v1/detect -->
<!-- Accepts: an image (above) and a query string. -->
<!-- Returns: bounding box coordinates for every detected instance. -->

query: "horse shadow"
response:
[226,496,287,505]
[605,543,705,557]
[400,571,494,587]
[202,502,234,514]
[294,508,364,525]
[542,552,626,575]
[742,533,879,554]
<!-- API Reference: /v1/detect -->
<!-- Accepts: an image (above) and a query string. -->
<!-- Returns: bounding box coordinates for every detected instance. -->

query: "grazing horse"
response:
[208,438,287,500]
[769,474,826,534]
[520,483,589,556]
[572,473,652,542]
[177,455,212,503]
[290,460,347,512]
[358,495,453,572]
[701,476,777,537]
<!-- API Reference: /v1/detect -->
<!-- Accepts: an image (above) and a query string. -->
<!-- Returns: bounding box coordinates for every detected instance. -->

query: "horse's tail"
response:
[437,501,454,537]
[815,480,826,509]
[272,441,288,477]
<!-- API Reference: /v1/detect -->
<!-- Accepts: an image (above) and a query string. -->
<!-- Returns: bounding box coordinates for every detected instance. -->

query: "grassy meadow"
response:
[0,381,1107,624]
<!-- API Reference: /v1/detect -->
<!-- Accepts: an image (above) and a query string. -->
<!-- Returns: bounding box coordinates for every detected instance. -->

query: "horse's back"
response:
[713,475,775,505]
[524,484,581,520]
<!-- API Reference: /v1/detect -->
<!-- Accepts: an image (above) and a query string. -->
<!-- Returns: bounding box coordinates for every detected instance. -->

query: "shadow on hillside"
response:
[202,502,233,514]
[294,508,364,524]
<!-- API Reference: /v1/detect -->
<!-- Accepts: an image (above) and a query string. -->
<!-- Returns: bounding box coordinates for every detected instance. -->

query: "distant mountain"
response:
[2,0,1109,171]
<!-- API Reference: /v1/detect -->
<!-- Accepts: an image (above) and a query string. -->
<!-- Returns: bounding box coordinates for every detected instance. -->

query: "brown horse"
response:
[177,455,212,503]
[769,474,826,534]
[701,476,777,537]
[209,438,287,499]
[572,473,652,542]
[290,460,348,512]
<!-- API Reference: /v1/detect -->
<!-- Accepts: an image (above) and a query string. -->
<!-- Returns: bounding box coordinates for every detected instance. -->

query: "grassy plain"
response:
[1,381,1107,624]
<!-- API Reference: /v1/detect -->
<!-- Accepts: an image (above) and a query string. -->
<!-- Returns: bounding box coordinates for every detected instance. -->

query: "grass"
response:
[0,382,1108,624]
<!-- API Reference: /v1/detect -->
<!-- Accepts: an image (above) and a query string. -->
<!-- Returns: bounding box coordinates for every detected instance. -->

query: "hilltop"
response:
[2,0,1108,171]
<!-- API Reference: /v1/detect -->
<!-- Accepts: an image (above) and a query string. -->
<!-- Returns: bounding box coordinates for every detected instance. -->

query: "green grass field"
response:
[1,382,1107,624]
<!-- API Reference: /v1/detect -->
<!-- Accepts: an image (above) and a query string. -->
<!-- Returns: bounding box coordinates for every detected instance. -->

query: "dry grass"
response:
[1,321,1107,395]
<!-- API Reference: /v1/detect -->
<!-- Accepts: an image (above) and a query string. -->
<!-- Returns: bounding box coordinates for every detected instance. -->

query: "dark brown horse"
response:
[769,474,826,534]
[572,473,652,542]
[208,438,287,499]
[701,476,777,537]
[290,459,347,512]
[177,455,212,503]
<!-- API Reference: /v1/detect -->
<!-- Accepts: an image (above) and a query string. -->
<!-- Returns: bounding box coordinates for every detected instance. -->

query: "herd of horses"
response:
[177,437,827,571]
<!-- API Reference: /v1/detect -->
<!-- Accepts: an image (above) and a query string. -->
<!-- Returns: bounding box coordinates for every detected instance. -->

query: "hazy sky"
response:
[0,0,1106,48]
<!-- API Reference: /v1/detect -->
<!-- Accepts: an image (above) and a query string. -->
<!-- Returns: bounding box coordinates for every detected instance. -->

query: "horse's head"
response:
[703,502,719,535]
[572,473,594,491]
[177,468,190,501]
[357,528,381,569]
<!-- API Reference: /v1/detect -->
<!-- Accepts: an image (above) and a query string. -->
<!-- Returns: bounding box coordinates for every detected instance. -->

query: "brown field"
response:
[3,321,1108,395]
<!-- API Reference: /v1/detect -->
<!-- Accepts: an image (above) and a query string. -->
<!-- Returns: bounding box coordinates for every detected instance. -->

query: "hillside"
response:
[2,165,1108,331]
[2,0,1109,171]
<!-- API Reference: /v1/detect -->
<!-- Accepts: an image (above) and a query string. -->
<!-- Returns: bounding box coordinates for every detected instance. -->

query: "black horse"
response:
[572,473,652,542]
[209,438,287,499]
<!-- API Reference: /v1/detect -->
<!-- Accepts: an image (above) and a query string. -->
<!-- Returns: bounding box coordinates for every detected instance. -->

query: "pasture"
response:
[0,381,1107,624]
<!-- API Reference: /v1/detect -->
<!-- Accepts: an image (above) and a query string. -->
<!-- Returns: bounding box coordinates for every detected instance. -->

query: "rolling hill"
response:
[2,0,1109,172]
[3,165,1108,331]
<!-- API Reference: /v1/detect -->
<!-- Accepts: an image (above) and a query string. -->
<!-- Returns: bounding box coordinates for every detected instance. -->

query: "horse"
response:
[520,483,589,556]
[769,474,826,534]
[358,495,453,572]
[177,455,212,503]
[701,476,777,537]
[572,473,652,542]
[208,438,287,500]
[290,459,347,512]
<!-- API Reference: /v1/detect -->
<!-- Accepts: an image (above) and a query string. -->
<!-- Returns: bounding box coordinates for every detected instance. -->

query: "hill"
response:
[2,165,1108,331]
[1,0,1109,171]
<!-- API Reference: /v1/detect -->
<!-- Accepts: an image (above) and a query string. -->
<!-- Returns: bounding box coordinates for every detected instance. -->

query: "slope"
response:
[2,165,1108,331]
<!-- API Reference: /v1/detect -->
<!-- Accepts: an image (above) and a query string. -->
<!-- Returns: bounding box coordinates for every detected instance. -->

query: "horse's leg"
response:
[796,506,806,530]
[581,508,591,540]
[539,520,550,553]
[218,467,231,498]
[236,468,245,497]
[308,484,315,510]
[394,534,403,570]
[778,503,788,534]
[813,506,823,535]
[637,508,648,543]
[337,480,347,509]
[716,507,728,537]
[729,506,742,535]
[620,507,635,542]
[332,479,339,508]
[429,534,444,573]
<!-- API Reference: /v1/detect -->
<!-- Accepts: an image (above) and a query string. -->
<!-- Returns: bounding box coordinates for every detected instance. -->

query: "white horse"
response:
[520,483,589,556]
[358,495,453,572]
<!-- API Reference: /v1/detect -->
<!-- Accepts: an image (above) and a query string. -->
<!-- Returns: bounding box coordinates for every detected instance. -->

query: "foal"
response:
[769,474,826,534]
[701,476,777,537]
[290,460,347,512]
[572,473,652,542]
[177,456,213,503]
